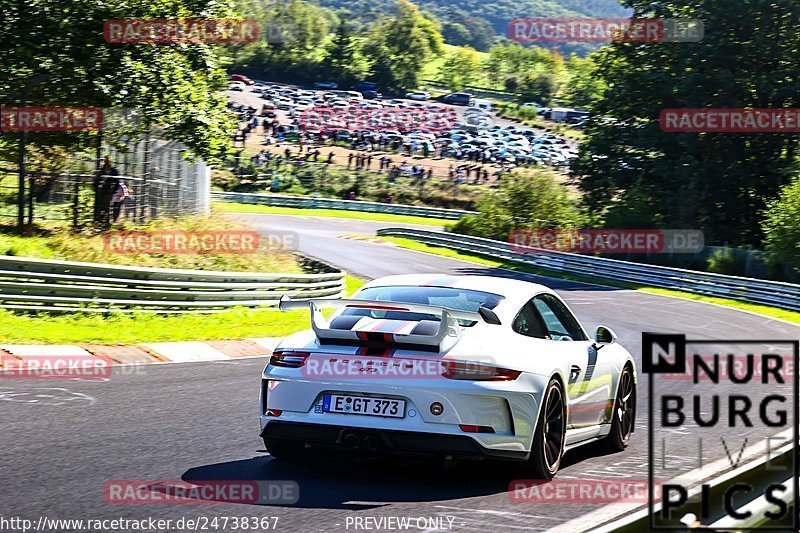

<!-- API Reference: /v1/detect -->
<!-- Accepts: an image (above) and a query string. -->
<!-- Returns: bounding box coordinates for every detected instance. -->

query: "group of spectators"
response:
[250,148,335,169]
[448,164,491,184]
[389,162,433,181]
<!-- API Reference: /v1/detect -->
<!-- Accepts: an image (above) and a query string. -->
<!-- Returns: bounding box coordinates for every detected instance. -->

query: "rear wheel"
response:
[524,378,566,479]
[603,365,636,452]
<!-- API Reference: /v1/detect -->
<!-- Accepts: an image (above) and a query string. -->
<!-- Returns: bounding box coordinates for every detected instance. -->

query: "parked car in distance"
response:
[465,106,491,116]
[469,99,493,113]
[314,81,339,90]
[352,82,380,98]
[352,81,378,90]
[229,74,254,85]
[441,92,473,106]
[548,108,589,123]
[405,91,431,101]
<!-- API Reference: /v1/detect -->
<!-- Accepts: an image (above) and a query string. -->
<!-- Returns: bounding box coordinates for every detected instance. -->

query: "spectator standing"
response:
[94,156,120,226]
[111,180,129,223]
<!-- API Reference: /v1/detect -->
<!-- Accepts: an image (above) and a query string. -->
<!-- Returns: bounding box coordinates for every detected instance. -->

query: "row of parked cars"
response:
[227,77,577,167]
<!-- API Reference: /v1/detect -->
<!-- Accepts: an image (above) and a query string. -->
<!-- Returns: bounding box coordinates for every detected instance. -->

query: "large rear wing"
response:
[278,297,499,349]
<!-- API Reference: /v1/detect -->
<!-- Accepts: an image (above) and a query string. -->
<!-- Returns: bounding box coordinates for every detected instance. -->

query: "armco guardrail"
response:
[212,191,476,220]
[376,228,800,312]
[0,255,345,313]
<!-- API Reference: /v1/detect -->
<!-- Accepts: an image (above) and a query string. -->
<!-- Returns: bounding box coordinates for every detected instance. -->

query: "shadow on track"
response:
[182,453,517,510]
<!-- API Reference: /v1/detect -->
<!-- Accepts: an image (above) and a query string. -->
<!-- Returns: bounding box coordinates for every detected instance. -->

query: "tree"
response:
[518,73,559,105]
[438,9,495,51]
[363,0,444,93]
[572,0,800,247]
[763,176,800,280]
[450,169,582,241]
[0,0,237,163]
[321,21,369,85]
[559,54,605,108]
[439,47,480,91]
[485,42,565,95]
[234,0,332,84]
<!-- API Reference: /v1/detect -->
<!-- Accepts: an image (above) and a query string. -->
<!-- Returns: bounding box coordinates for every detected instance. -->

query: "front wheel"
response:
[603,365,636,452]
[523,378,566,479]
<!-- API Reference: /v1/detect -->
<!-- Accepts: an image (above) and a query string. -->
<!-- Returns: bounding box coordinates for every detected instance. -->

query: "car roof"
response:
[359,274,557,320]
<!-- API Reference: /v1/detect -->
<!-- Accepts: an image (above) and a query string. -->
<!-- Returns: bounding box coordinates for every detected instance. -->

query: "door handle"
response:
[570,365,582,380]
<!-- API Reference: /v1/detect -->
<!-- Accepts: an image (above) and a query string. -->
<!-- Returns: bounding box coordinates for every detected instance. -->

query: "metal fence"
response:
[0,134,210,228]
[212,191,476,220]
[0,255,345,313]
[376,228,800,312]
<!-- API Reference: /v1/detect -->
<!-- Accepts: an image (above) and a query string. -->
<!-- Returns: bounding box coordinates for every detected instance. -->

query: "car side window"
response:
[512,301,549,339]
[532,294,587,341]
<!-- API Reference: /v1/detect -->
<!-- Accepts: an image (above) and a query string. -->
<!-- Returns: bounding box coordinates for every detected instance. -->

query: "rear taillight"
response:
[441,361,521,381]
[459,424,495,433]
[269,351,310,368]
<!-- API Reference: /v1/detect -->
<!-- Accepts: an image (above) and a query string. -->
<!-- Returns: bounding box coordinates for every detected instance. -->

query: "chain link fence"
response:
[0,132,210,229]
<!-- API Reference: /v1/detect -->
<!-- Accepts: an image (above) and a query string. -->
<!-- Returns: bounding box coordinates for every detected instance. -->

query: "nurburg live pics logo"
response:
[643,332,799,530]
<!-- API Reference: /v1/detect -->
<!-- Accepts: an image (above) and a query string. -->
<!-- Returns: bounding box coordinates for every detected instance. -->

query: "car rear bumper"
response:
[261,421,530,461]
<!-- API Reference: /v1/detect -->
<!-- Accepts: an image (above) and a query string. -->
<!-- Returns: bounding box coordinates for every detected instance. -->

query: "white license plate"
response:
[323,394,405,418]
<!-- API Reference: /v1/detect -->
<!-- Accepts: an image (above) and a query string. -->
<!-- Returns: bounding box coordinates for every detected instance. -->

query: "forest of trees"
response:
[570,0,800,276]
[233,0,602,106]
[1,0,235,163]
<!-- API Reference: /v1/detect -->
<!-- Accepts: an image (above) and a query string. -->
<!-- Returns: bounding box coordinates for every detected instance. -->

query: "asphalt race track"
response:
[2,213,799,532]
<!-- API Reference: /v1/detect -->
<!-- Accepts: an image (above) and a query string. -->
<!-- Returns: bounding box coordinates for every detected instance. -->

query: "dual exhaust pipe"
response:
[342,431,381,452]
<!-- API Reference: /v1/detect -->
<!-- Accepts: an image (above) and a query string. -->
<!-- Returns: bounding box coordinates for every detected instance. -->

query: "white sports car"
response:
[260,274,637,478]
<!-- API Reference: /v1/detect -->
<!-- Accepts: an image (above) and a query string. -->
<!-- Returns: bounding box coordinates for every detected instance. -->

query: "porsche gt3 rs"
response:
[259,274,637,478]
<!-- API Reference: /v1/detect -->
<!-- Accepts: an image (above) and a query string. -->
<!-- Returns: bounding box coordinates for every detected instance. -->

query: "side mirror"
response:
[595,326,617,345]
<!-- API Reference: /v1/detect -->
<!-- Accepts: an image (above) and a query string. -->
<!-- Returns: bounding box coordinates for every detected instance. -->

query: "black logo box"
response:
[643,333,800,531]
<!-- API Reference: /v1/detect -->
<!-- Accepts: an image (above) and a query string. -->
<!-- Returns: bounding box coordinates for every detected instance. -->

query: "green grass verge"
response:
[0,213,301,272]
[214,201,453,227]
[0,276,367,344]
[379,236,800,326]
